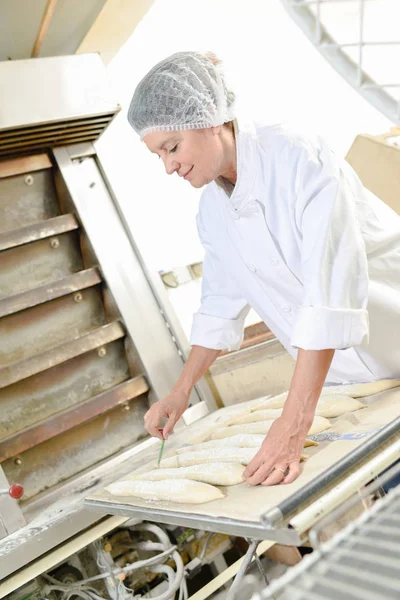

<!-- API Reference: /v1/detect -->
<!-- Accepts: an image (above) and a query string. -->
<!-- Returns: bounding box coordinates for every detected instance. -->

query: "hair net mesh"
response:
[127,51,236,139]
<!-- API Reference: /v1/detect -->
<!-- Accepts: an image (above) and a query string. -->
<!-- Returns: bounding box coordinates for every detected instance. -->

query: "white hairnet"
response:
[127,51,236,139]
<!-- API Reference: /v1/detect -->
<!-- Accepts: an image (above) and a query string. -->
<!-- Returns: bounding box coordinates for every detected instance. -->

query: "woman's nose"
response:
[164,157,179,175]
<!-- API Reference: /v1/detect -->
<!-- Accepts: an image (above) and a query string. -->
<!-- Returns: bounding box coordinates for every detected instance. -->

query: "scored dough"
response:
[211,416,330,440]
[227,408,283,425]
[320,379,400,398]
[315,395,365,418]
[105,479,224,504]
[129,462,245,486]
[180,433,317,455]
[308,416,331,435]
[250,392,288,411]
[210,421,274,439]
[179,433,267,453]
[160,447,258,468]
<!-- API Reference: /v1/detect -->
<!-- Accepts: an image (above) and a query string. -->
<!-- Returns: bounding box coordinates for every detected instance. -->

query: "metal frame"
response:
[280,0,400,124]
[93,142,216,409]
[0,137,216,577]
[257,462,400,599]
[52,145,215,409]
[0,466,25,539]
[84,416,400,546]
[0,402,207,580]
[262,414,400,528]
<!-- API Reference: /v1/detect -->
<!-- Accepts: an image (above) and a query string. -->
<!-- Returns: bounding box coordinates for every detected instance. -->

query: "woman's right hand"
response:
[144,389,190,440]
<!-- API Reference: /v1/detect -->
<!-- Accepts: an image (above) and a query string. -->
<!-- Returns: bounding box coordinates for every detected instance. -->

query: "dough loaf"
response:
[320,379,400,398]
[178,433,267,453]
[160,447,258,468]
[105,479,224,504]
[228,408,282,425]
[211,415,330,439]
[250,392,288,411]
[129,462,245,486]
[315,394,365,418]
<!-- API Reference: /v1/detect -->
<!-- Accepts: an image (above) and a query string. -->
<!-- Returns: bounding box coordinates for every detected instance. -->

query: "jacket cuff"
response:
[190,312,245,351]
[291,306,369,350]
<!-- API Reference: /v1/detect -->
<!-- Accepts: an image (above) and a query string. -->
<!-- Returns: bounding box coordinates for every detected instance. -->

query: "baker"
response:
[127,51,400,486]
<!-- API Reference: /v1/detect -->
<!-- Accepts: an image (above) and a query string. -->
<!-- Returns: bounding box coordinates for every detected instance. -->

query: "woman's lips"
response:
[184,166,193,180]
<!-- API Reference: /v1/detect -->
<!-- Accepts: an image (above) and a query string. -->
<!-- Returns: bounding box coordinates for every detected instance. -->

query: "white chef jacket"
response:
[189,118,400,384]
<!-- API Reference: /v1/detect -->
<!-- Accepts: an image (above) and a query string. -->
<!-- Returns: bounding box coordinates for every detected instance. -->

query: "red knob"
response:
[9,484,24,499]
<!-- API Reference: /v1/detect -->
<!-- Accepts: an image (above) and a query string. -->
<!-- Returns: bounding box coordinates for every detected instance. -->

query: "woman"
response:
[128,51,400,486]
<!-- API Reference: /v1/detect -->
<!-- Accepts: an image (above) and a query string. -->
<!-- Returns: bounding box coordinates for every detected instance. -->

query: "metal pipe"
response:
[261,415,400,527]
[226,540,258,600]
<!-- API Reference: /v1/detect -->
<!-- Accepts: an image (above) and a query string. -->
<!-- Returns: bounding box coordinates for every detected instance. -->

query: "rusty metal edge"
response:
[0,375,149,462]
[0,118,111,139]
[0,153,52,179]
[0,130,105,151]
[0,321,125,389]
[0,123,105,145]
[0,267,102,318]
[0,137,102,161]
[0,213,79,251]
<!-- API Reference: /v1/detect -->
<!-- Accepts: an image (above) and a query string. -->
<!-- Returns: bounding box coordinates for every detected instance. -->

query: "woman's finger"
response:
[261,465,287,487]
[282,461,301,484]
[246,459,276,486]
[243,450,265,479]
[144,408,164,439]
[163,412,178,439]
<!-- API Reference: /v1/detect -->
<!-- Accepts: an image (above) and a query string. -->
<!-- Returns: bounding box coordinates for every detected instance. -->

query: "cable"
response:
[147,564,182,600]
[132,524,185,600]
[199,533,214,562]
[42,546,176,592]
[43,523,184,600]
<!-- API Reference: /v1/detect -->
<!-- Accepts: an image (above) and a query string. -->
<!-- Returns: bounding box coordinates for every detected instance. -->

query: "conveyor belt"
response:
[257,464,400,600]
[85,389,400,545]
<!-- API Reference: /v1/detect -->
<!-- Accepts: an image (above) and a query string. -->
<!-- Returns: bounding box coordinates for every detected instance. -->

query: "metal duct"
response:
[0,54,120,158]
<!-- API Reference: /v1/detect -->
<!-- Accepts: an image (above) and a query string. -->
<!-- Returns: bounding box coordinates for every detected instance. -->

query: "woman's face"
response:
[143,126,232,188]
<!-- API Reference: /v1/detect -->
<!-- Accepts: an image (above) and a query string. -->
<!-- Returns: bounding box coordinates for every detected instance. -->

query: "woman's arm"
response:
[144,345,221,439]
[243,348,334,486]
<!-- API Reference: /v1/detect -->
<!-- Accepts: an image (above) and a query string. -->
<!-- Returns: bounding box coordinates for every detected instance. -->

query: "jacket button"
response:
[249,263,257,273]
[270,257,280,266]
[282,305,292,313]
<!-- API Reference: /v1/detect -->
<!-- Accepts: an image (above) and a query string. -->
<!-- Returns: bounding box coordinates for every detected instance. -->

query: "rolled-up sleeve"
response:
[291,142,370,350]
[190,214,250,351]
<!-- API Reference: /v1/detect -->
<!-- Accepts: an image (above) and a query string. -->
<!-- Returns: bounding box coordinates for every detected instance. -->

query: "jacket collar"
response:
[214,117,258,212]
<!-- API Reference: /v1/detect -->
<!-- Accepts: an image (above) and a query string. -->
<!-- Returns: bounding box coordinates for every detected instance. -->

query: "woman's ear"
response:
[211,125,222,136]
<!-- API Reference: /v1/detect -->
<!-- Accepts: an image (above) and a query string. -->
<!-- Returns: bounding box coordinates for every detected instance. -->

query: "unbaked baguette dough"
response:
[160,447,258,468]
[178,433,267,453]
[320,379,400,398]
[182,433,317,452]
[211,416,330,439]
[250,392,288,411]
[227,408,283,425]
[105,479,224,504]
[210,421,274,439]
[129,462,245,486]
[308,416,332,435]
[315,394,365,418]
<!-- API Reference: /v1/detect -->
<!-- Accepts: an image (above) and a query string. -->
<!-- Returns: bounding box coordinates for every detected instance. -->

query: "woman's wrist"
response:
[281,392,316,432]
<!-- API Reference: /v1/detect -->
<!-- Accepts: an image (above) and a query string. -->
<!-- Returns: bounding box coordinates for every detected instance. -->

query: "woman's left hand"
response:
[243,415,309,486]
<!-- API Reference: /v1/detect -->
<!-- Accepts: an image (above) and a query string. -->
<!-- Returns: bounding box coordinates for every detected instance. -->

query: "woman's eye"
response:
[169,145,178,153]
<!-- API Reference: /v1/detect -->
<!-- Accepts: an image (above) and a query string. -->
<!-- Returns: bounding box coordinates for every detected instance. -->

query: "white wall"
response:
[96,0,393,338]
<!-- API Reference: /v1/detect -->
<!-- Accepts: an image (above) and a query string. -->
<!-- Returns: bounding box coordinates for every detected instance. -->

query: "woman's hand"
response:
[244,348,335,486]
[144,390,190,440]
[243,415,310,486]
